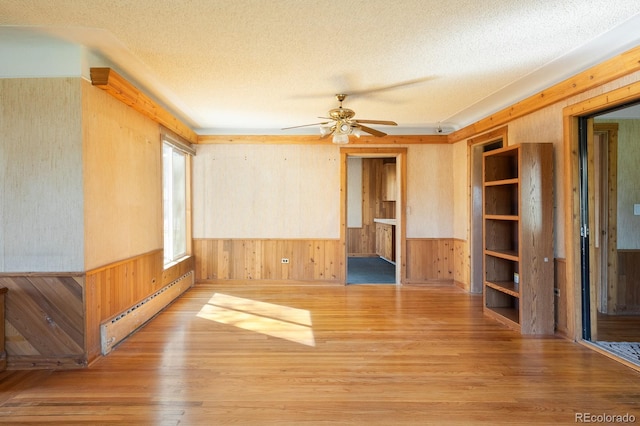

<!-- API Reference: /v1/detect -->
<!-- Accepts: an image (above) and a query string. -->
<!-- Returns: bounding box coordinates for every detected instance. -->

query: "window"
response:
[163,142,187,264]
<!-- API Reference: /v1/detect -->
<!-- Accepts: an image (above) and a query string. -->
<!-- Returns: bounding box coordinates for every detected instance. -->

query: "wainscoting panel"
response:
[0,274,86,369]
[616,250,640,314]
[85,251,193,363]
[194,239,343,283]
[554,258,568,337]
[453,239,470,290]
[405,239,454,284]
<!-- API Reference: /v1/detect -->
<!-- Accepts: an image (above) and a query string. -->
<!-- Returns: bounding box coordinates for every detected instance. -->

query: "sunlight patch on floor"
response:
[197,293,315,347]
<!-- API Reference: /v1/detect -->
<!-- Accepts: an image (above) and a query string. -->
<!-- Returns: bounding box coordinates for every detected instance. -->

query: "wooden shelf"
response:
[484,178,519,186]
[482,143,554,335]
[484,214,518,221]
[485,249,519,262]
[485,280,520,298]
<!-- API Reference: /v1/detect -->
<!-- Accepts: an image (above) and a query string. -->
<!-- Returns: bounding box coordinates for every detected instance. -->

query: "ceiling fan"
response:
[282,94,397,144]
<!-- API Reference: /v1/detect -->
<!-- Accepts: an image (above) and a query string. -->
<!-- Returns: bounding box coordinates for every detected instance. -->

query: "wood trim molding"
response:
[90,68,198,144]
[563,79,640,341]
[466,125,508,147]
[197,134,449,144]
[449,45,640,143]
[341,147,408,284]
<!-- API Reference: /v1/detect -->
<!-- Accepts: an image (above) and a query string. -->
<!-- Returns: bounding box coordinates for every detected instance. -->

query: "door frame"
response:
[340,147,407,285]
[467,127,507,294]
[592,123,619,316]
[563,81,640,341]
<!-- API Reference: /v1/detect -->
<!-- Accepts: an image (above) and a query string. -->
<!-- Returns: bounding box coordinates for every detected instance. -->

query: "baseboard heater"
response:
[100,271,194,355]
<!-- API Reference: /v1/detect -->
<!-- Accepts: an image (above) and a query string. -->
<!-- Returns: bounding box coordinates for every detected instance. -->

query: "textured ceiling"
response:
[2,0,640,135]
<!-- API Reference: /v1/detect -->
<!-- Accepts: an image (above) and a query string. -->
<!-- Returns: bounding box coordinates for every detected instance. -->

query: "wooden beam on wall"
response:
[90,68,198,144]
[197,134,448,144]
[448,45,640,143]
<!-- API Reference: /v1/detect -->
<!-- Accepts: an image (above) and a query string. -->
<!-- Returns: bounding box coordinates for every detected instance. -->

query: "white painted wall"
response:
[0,33,81,78]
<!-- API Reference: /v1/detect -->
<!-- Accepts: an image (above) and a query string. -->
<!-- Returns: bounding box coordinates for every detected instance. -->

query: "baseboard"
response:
[101,271,193,355]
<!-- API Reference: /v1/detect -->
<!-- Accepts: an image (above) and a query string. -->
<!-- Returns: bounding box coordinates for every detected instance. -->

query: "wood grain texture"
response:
[563,77,640,341]
[197,134,448,144]
[616,250,640,314]
[453,238,470,290]
[347,158,395,256]
[85,252,193,364]
[554,258,569,337]
[1,282,639,424]
[90,68,198,143]
[449,45,640,143]
[0,275,86,369]
[82,79,163,270]
[193,239,342,283]
[405,238,454,283]
[0,287,6,371]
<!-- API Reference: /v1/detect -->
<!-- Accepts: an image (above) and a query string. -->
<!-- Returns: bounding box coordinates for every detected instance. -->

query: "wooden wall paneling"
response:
[616,250,640,313]
[85,250,165,363]
[449,45,640,144]
[193,239,342,283]
[453,239,470,290]
[0,287,6,371]
[405,239,455,284]
[563,80,640,340]
[348,158,396,256]
[0,275,86,369]
[554,258,569,337]
[90,68,198,144]
[162,256,195,286]
[197,134,448,144]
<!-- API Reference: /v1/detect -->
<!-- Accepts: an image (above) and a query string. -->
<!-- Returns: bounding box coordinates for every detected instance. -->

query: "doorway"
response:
[469,128,506,293]
[341,148,407,285]
[579,102,640,366]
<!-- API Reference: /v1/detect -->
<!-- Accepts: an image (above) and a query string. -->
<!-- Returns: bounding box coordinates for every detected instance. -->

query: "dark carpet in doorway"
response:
[347,257,395,284]
[596,341,640,366]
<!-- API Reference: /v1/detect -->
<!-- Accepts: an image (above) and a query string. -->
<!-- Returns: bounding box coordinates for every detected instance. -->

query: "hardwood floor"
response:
[1,282,640,425]
[597,312,640,342]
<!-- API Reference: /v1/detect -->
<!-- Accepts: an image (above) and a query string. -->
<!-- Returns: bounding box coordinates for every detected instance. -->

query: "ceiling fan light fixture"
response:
[332,133,349,144]
[319,124,333,136]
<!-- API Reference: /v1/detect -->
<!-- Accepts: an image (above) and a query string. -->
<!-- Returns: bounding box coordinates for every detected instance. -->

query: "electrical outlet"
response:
[281,258,289,264]
[634,204,640,216]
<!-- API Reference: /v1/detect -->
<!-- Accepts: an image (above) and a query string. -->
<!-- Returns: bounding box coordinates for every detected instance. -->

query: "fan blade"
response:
[358,124,387,137]
[355,119,398,126]
[281,121,330,130]
[349,76,436,97]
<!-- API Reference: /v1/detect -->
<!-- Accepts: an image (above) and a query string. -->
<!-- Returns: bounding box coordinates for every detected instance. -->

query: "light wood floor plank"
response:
[1,282,639,425]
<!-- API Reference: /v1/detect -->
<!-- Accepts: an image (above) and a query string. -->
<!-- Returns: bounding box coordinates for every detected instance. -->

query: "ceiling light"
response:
[332,133,349,144]
[319,124,334,137]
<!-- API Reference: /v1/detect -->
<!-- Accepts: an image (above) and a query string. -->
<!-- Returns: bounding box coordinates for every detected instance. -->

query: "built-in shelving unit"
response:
[482,143,554,334]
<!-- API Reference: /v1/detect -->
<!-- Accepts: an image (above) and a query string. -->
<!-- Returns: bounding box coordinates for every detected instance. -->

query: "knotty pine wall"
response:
[451,67,640,337]
[192,142,455,284]
[194,239,342,283]
[347,158,395,256]
[0,77,194,368]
